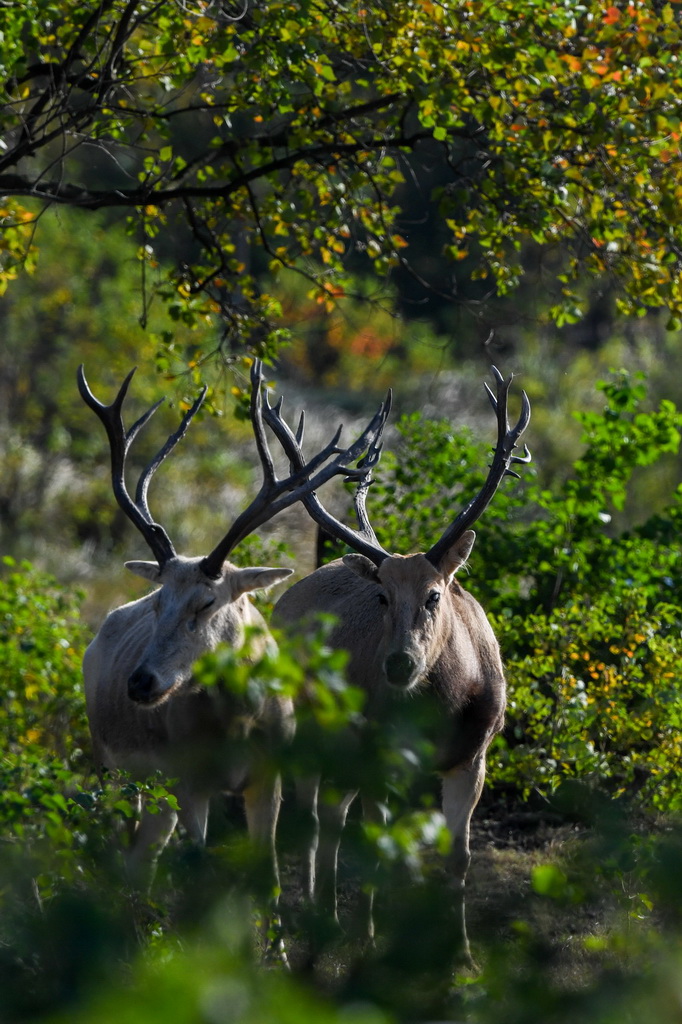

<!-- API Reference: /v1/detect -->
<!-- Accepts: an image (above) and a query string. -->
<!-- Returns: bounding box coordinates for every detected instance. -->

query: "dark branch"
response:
[0,126,479,209]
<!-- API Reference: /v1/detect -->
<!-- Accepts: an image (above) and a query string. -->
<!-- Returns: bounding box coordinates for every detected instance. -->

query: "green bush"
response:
[0,557,90,757]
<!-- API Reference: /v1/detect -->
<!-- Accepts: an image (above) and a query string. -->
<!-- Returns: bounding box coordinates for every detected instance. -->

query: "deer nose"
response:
[384,651,418,688]
[128,666,158,704]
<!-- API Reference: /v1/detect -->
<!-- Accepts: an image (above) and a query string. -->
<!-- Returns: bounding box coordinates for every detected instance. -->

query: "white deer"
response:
[78,361,390,903]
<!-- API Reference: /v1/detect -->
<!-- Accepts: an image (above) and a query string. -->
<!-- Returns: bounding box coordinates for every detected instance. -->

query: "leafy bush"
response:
[0,557,90,757]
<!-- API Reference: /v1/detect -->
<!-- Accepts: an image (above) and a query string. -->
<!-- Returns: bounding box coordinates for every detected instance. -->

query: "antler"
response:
[200,362,393,578]
[261,387,393,566]
[77,365,206,566]
[424,365,531,569]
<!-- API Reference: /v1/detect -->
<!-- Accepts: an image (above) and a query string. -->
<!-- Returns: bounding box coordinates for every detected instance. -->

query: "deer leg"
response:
[358,794,387,942]
[441,752,486,962]
[316,788,358,923]
[295,775,320,901]
[125,799,178,891]
[176,790,210,845]
[243,773,283,881]
[243,773,287,962]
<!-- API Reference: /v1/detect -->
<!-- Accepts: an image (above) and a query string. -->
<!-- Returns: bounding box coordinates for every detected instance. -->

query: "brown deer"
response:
[77,360,390,901]
[267,367,530,958]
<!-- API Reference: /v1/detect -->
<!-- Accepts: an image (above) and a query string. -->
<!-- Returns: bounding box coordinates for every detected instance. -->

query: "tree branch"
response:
[0,127,478,210]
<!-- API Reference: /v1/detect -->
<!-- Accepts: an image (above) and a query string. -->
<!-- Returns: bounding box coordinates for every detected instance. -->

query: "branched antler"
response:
[424,365,531,568]
[200,362,392,576]
[261,386,392,565]
[77,365,206,566]
[262,365,530,569]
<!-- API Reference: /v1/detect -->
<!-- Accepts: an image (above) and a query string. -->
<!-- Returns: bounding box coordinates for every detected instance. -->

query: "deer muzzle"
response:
[384,650,422,689]
[128,665,162,704]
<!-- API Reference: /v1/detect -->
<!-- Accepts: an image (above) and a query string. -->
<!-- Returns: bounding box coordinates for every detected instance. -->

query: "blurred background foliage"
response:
[2,1,682,1022]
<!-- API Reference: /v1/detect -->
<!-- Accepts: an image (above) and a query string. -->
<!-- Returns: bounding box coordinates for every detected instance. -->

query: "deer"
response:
[77,360,390,918]
[266,366,531,960]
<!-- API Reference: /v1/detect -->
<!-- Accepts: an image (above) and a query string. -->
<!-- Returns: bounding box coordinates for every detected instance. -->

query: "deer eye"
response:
[378,592,388,607]
[425,590,441,611]
[187,597,215,632]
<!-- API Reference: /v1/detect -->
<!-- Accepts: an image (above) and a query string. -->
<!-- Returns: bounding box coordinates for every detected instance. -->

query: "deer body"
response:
[264,366,529,959]
[274,535,505,952]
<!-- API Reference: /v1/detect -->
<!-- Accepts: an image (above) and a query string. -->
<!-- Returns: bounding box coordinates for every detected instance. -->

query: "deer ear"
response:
[439,530,476,578]
[125,560,162,582]
[342,553,380,583]
[230,566,294,597]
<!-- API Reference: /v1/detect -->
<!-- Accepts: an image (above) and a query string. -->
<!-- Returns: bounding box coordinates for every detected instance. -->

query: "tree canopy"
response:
[2,0,682,358]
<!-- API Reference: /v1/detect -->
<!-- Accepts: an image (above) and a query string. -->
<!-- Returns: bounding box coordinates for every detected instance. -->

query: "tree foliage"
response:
[3,0,682,359]
[0,206,207,558]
